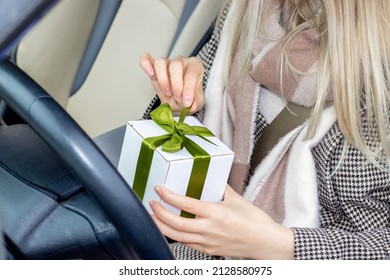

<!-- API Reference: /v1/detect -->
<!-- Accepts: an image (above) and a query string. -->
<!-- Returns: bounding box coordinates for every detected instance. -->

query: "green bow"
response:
[149,103,215,152]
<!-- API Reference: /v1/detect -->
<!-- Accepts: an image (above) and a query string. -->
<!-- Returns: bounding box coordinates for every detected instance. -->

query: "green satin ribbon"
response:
[149,103,214,152]
[132,103,215,218]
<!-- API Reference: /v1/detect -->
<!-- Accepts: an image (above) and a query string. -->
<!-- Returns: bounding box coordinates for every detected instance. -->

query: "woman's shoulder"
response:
[312,120,390,185]
[311,122,343,169]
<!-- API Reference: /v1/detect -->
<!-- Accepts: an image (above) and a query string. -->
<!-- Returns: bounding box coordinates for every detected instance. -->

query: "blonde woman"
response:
[140,0,390,259]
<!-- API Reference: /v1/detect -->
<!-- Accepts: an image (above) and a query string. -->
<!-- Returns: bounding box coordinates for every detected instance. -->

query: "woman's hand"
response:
[139,52,205,115]
[150,185,295,260]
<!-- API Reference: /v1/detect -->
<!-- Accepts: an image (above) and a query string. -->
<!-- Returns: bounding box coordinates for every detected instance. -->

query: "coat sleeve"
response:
[292,227,390,259]
[292,124,390,259]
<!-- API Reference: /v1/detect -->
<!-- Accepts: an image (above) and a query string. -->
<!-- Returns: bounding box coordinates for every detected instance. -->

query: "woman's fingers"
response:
[154,57,173,97]
[139,52,205,113]
[139,52,155,77]
[150,213,202,244]
[140,52,174,99]
[169,57,185,103]
[150,200,200,233]
[140,52,165,98]
[154,186,216,218]
[183,57,204,108]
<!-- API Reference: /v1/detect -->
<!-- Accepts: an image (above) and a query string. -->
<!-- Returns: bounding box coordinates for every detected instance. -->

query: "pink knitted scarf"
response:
[228,23,320,197]
[202,3,324,224]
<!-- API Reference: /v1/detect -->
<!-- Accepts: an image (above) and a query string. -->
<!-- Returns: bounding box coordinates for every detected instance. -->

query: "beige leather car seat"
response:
[15,0,223,138]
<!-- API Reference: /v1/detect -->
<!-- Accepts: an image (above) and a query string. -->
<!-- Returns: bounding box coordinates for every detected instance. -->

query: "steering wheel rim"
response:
[0,59,174,260]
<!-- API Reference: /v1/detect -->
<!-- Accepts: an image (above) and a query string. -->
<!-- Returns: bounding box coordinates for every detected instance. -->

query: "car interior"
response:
[0,0,224,260]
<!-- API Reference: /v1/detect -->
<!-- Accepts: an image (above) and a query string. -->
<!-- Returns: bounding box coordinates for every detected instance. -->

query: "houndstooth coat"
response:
[143,4,390,260]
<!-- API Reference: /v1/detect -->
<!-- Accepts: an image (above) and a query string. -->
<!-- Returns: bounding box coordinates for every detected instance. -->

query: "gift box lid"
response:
[128,117,234,161]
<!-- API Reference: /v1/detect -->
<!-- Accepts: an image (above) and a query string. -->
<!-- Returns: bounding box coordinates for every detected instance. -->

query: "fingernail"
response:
[154,186,162,195]
[144,67,154,77]
[165,88,172,96]
[174,94,182,102]
[149,200,157,208]
[184,96,193,107]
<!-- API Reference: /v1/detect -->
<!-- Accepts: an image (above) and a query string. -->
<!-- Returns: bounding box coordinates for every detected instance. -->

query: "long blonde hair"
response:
[220,0,390,169]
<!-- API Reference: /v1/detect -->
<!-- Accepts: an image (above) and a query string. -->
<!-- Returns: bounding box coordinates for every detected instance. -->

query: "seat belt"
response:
[249,102,312,171]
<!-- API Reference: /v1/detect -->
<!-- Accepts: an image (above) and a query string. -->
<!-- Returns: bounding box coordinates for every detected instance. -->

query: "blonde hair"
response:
[217,0,264,85]
[220,0,390,169]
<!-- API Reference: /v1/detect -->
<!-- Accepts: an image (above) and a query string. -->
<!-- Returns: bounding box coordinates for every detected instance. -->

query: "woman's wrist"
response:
[250,222,295,260]
[272,225,295,259]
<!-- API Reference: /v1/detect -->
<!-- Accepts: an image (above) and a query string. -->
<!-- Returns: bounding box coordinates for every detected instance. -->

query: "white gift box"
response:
[118,116,234,218]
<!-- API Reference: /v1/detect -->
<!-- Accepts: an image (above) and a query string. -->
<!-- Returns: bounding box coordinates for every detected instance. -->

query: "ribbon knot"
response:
[150,103,215,152]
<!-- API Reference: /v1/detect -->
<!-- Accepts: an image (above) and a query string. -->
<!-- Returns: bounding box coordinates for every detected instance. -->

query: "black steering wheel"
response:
[0,59,174,260]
